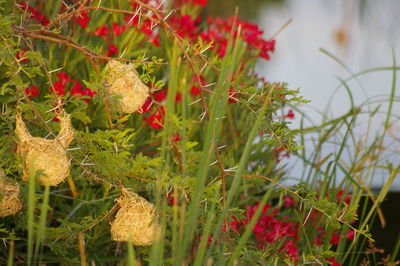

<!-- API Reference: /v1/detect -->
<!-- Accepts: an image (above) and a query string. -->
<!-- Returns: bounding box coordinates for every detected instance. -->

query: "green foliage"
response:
[0,1,396,265]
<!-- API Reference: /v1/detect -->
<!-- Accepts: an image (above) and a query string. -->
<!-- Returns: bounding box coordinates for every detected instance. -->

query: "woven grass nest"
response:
[104,60,149,113]
[0,170,22,217]
[111,191,161,245]
[15,112,74,186]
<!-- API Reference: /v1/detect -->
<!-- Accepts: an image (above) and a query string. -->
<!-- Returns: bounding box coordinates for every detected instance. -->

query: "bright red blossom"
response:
[18,2,49,26]
[228,87,238,104]
[75,11,90,29]
[285,109,295,119]
[16,49,28,63]
[224,202,299,261]
[95,25,109,37]
[327,257,341,266]
[175,92,182,103]
[139,97,153,113]
[152,90,167,102]
[330,231,340,246]
[107,44,118,57]
[144,107,165,129]
[173,133,182,143]
[25,85,40,97]
[112,23,126,36]
[283,195,296,208]
[170,14,200,40]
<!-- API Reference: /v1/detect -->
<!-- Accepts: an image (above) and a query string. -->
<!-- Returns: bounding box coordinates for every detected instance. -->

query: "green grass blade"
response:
[193,192,218,266]
[7,240,14,266]
[174,23,241,265]
[34,184,50,263]
[390,233,400,262]
[26,171,37,266]
[208,86,274,254]
[127,241,136,266]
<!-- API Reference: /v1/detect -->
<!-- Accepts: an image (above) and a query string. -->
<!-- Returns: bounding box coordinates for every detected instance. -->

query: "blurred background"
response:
[205,0,400,252]
[206,0,400,189]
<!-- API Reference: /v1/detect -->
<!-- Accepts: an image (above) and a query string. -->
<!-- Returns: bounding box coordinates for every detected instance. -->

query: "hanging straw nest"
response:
[104,60,149,113]
[0,170,22,217]
[15,112,74,186]
[111,192,161,245]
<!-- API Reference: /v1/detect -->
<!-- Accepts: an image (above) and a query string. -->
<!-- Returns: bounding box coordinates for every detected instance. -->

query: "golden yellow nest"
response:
[104,60,149,113]
[111,192,161,245]
[15,112,74,186]
[0,171,22,217]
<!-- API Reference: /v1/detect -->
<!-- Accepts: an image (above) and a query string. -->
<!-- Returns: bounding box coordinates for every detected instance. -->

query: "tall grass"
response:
[290,49,400,264]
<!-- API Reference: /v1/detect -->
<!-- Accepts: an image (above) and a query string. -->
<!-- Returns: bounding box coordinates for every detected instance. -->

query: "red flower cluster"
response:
[336,189,352,205]
[93,22,125,57]
[285,109,295,119]
[95,23,126,38]
[224,203,300,261]
[140,87,183,130]
[25,85,40,98]
[18,2,49,26]
[190,75,206,97]
[107,44,118,57]
[125,1,162,47]
[75,11,90,29]
[170,15,201,41]
[144,107,165,129]
[200,17,275,60]
[51,72,95,102]
[16,49,28,63]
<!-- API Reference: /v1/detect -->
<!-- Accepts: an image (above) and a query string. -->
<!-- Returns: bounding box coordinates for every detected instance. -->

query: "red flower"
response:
[327,257,341,266]
[190,86,201,97]
[76,11,90,29]
[283,196,296,208]
[140,20,153,36]
[18,2,49,26]
[347,229,355,240]
[173,133,182,143]
[112,23,125,36]
[170,14,200,40]
[149,35,160,47]
[94,25,109,37]
[80,88,96,103]
[52,81,65,95]
[144,107,165,129]
[107,44,118,57]
[285,109,295,119]
[56,72,70,86]
[175,92,182,103]
[71,81,83,95]
[228,87,238,104]
[336,190,351,205]
[25,85,40,97]
[138,97,152,113]
[167,192,177,206]
[16,49,28,63]
[330,232,340,246]
[152,89,167,102]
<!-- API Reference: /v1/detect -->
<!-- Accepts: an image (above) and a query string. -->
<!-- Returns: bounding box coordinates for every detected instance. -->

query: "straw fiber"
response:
[111,192,160,245]
[15,112,74,186]
[104,60,149,113]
